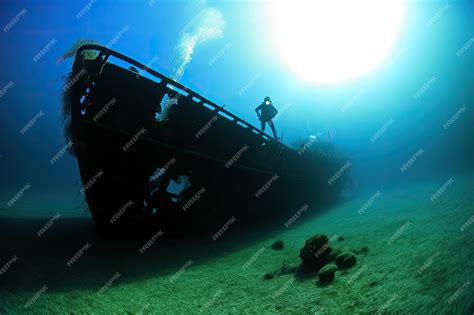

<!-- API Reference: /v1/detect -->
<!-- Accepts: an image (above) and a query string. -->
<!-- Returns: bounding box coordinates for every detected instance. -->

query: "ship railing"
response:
[76,44,284,146]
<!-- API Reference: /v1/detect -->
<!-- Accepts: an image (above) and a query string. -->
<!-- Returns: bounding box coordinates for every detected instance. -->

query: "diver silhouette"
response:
[255,96,278,139]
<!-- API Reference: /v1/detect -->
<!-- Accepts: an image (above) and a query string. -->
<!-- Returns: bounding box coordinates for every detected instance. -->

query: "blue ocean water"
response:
[0,0,473,313]
[0,0,472,197]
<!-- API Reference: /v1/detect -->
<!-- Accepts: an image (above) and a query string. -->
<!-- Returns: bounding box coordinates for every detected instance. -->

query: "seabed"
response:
[0,175,473,314]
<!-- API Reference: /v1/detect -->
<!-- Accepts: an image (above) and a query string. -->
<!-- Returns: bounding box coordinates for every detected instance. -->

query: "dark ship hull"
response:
[64,44,350,234]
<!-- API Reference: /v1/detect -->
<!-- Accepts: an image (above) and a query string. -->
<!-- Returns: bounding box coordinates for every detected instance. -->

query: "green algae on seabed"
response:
[0,176,473,313]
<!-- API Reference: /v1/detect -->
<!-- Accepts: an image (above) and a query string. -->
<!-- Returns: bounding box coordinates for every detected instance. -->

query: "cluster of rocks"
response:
[300,234,357,284]
[265,235,363,285]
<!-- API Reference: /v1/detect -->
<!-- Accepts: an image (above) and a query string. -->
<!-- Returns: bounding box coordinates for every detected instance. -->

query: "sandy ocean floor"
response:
[0,175,473,314]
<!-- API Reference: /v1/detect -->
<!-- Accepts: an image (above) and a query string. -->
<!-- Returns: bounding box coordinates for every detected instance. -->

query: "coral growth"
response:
[299,234,332,272]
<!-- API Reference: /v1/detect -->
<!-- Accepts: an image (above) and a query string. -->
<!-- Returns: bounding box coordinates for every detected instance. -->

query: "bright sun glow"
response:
[270,0,405,85]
